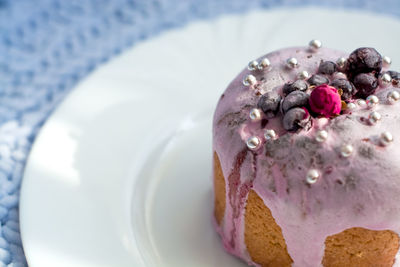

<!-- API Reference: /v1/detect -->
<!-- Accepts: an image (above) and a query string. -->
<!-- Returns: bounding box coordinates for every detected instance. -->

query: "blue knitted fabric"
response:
[0,0,399,266]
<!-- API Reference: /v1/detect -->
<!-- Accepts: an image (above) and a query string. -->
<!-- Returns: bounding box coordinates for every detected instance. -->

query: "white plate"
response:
[20,7,400,267]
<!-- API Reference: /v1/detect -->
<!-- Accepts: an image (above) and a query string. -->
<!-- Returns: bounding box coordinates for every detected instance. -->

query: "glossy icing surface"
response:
[213,46,400,267]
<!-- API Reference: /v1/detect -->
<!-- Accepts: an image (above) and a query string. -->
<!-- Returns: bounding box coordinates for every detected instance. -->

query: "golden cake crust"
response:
[323,227,399,267]
[245,189,293,267]
[213,152,225,225]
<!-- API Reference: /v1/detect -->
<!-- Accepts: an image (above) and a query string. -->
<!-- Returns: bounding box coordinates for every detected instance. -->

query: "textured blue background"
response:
[0,0,399,266]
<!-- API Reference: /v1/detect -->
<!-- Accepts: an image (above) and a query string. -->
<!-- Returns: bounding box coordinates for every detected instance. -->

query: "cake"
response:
[212,40,400,267]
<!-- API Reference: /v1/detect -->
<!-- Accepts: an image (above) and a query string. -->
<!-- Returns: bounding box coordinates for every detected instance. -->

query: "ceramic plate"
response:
[20,7,400,267]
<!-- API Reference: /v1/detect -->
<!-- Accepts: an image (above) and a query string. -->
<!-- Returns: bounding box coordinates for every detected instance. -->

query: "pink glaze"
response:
[309,85,341,117]
[212,46,400,267]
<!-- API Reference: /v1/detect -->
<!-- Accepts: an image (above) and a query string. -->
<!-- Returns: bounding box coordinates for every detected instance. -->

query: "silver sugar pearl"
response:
[243,74,257,86]
[306,169,320,184]
[388,90,400,104]
[380,131,394,146]
[264,129,277,141]
[336,57,347,68]
[249,108,262,121]
[368,111,382,125]
[357,99,367,108]
[346,102,357,111]
[286,57,298,69]
[381,73,392,84]
[316,130,328,143]
[258,58,271,70]
[341,144,353,157]
[246,136,261,150]
[366,95,379,108]
[248,60,259,71]
[383,56,392,66]
[309,39,322,50]
[298,70,310,80]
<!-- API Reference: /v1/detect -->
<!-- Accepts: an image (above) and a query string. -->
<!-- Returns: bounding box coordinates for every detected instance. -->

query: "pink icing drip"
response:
[213,46,400,266]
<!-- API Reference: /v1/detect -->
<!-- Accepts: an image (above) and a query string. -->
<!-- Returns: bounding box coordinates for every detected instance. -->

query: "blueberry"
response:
[387,70,400,80]
[318,61,337,75]
[353,73,378,98]
[281,91,309,113]
[282,80,308,96]
[257,91,282,118]
[346,47,382,76]
[282,107,311,132]
[307,74,329,86]
[330,79,357,100]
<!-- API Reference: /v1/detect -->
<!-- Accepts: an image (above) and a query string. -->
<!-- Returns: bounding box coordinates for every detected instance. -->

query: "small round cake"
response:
[212,41,400,267]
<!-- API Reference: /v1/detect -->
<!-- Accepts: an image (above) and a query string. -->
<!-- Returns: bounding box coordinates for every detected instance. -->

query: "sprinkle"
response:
[248,60,259,71]
[264,129,277,140]
[306,169,320,184]
[383,56,392,66]
[341,144,353,157]
[258,58,271,70]
[246,136,261,150]
[298,70,309,80]
[249,108,262,121]
[346,102,357,111]
[381,73,392,84]
[315,130,328,143]
[368,111,382,125]
[357,99,367,108]
[309,39,322,50]
[388,90,400,104]
[380,131,393,146]
[243,74,257,86]
[336,57,347,68]
[286,57,298,69]
[366,95,379,108]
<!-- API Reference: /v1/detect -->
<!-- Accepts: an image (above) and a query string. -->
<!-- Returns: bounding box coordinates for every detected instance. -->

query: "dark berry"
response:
[387,70,400,80]
[257,91,282,118]
[282,80,308,96]
[346,47,382,76]
[281,91,309,113]
[308,74,329,86]
[330,79,357,100]
[282,107,311,132]
[353,73,378,98]
[318,61,337,75]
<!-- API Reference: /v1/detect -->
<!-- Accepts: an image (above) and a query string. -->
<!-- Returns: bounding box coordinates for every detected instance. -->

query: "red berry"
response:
[309,84,341,117]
